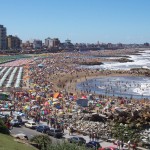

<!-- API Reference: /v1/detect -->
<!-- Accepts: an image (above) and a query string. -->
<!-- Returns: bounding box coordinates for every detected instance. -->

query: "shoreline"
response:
[57,70,148,100]
[0,48,149,149]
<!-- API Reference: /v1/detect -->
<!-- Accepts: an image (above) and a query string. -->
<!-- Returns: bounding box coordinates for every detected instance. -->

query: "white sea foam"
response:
[101,50,150,70]
[80,49,150,71]
[132,81,150,96]
[98,86,105,89]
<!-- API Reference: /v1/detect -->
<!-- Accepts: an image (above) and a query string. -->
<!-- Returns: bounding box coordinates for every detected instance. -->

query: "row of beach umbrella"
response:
[0,67,13,87]
[6,67,18,88]
[15,67,23,88]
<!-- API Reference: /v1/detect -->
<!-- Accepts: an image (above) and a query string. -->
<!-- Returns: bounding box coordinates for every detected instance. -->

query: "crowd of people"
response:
[0,50,150,149]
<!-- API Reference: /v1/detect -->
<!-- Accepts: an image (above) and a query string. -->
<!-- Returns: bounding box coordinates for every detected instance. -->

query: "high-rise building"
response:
[64,39,74,50]
[45,37,60,48]
[7,35,21,49]
[53,38,60,47]
[0,25,7,50]
[45,37,53,48]
[21,41,33,50]
[33,40,42,49]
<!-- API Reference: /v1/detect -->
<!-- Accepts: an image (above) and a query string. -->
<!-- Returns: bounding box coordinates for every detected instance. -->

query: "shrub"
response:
[30,134,52,150]
[48,142,92,150]
[0,118,10,134]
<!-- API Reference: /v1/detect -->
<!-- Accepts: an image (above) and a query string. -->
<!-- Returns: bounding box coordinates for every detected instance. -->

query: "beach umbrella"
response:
[44,101,49,106]
[73,95,77,100]
[24,97,29,101]
[24,105,30,110]
[36,95,40,100]
[53,98,58,102]
[31,105,39,109]
[58,111,64,116]
[31,92,36,96]
[66,102,70,106]
[38,64,43,67]
[59,112,64,114]
[53,101,59,104]
[81,95,87,99]
[56,105,61,109]
[96,103,101,107]
[48,100,53,105]
[72,109,76,112]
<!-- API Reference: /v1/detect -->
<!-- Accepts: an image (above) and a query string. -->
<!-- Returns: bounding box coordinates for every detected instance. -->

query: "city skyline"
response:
[1,0,150,44]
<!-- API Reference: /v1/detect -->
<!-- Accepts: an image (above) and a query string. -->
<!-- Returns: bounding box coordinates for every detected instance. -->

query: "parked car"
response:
[0,114,5,119]
[68,136,86,145]
[36,125,50,133]
[10,119,22,127]
[98,147,119,150]
[13,111,25,117]
[86,141,101,149]
[24,121,37,129]
[46,128,63,138]
[12,133,28,140]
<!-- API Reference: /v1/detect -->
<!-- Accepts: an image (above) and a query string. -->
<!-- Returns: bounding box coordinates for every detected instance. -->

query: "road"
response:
[11,126,63,143]
[10,125,117,148]
[11,126,42,139]
[3,111,117,147]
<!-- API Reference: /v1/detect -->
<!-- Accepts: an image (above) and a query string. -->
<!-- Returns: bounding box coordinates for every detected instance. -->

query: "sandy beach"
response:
[0,48,149,149]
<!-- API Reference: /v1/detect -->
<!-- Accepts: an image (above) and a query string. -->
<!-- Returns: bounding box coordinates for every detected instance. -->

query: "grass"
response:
[0,133,36,150]
[0,54,39,63]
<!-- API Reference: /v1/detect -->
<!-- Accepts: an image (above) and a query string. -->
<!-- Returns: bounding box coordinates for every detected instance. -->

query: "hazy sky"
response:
[1,0,150,43]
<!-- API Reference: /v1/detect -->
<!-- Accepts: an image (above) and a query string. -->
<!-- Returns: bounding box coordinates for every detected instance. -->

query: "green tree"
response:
[48,142,92,150]
[0,118,10,134]
[112,123,141,143]
[30,134,52,150]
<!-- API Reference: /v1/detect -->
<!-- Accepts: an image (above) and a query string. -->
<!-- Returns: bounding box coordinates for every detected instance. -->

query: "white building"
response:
[45,37,53,48]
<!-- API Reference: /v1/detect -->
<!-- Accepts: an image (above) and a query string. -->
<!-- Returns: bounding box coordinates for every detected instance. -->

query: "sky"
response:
[0,0,150,44]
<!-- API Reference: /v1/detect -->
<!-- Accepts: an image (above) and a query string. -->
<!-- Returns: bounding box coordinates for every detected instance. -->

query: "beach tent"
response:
[31,105,40,109]
[0,93,10,101]
[87,94,94,100]
[44,101,50,106]
[81,95,87,99]
[38,64,44,68]
[76,98,89,107]
[53,92,60,98]
[53,98,58,102]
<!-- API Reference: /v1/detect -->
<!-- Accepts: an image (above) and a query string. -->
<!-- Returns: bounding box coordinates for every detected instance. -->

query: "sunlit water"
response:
[77,50,150,99]
[77,76,150,99]
[82,50,150,70]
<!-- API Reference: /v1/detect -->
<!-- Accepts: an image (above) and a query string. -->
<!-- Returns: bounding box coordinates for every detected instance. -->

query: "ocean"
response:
[82,50,150,70]
[77,50,150,99]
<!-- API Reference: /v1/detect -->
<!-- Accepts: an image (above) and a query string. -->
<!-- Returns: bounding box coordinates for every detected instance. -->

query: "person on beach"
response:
[121,140,124,150]
[117,140,121,149]
[91,132,94,141]
[47,119,50,126]
[89,132,92,141]
[69,126,72,135]
[128,140,131,150]
[132,143,137,150]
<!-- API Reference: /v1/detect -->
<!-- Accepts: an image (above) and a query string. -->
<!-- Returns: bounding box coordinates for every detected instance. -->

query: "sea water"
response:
[77,50,150,99]
[81,50,150,70]
[76,76,150,99]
